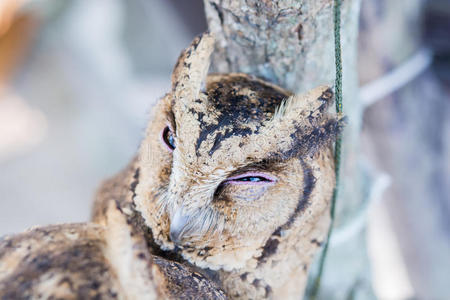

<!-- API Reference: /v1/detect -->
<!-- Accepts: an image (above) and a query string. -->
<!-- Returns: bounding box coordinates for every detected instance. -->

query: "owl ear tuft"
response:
[171,33,215,107]
[272,85,334,123]
[266,86,345,159]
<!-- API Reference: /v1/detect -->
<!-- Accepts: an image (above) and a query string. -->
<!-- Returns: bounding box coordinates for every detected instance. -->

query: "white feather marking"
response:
[272,95,299,121]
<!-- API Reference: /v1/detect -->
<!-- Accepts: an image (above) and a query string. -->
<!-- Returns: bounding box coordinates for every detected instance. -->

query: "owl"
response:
[0,33,343,299]
[94,32,343,299]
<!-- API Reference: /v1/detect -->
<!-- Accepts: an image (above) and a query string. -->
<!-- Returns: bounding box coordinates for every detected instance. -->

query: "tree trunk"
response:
[204,1,375,299]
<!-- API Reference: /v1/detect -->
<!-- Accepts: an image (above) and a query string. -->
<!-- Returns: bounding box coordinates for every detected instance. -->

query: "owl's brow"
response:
[270,117,343,161]
[228,159,286,178]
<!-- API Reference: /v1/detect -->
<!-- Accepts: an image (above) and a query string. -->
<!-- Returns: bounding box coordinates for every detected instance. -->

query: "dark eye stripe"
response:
[162,126,176,151]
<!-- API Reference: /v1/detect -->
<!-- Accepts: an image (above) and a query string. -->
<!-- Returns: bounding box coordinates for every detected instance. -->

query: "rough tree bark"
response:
[204,1,375,299]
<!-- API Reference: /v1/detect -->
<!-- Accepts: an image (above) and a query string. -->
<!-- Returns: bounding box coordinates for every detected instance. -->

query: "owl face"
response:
[135,34,343,271]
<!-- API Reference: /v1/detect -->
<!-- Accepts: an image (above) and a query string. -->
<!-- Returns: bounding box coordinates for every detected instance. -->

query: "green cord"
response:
[309,0,343,298]
[334,0,343,115]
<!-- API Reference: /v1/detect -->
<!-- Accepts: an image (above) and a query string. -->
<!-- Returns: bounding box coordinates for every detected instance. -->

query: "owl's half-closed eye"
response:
[222,172,276,185]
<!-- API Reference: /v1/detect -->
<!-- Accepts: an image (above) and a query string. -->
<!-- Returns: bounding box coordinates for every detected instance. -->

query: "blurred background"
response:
[0,0,448,299]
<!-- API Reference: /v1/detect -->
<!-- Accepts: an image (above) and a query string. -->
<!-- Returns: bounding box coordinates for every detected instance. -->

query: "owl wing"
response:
[0,223,123,299]
[0,210,226,299]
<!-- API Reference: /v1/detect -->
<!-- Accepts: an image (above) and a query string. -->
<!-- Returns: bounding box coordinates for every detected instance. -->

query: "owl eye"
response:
[225,173,276,185]
[234,176,268,182]
[161,126,175,151]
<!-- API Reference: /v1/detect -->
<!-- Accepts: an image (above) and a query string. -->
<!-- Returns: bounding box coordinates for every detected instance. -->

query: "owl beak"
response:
[169,207,189,245]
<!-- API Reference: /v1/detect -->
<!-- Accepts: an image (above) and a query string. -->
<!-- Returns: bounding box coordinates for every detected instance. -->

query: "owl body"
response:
[0,33,342,299]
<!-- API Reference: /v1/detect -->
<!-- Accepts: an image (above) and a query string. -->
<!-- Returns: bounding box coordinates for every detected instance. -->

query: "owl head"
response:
[135,33,344,272]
